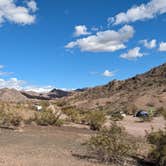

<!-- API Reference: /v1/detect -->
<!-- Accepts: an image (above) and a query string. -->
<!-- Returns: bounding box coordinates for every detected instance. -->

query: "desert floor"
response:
[0,116,165,166]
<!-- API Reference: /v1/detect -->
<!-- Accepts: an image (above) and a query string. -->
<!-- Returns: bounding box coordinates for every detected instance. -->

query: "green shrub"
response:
[62,106,82,123]
[86,123,137,164]
[35,109,63,126]
[0,111,23,127]
[147,129,166,166]
[85,111,106,130]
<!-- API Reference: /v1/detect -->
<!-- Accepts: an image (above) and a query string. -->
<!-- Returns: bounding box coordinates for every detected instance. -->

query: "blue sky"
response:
[0,0,166,92]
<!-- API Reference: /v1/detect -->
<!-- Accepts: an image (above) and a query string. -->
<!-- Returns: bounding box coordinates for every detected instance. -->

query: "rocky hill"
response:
[0,88,28,102]
[0,63,166,111]
[65,63,166,113]
[21,88,71,100]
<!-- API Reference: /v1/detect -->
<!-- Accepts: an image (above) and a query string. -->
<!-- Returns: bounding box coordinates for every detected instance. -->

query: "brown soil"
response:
[119,116,166,137]
[0,116,165,166]
[0,126,106,166]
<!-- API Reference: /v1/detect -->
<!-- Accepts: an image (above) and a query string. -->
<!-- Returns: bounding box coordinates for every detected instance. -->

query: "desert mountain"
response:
[65,63,166,112]
[0,88,28,102]
[0,63,166,109]
[21,88,71,100]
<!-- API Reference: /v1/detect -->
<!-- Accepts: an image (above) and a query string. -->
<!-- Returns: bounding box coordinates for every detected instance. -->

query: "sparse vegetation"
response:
[86,123,138,165]
[85,111,106,130]
[34,109,64,126]
[0,111,23,127]
[62,106,106,130]
[110,111,124,121]
[62,106,83,123]
[147,129,166,166]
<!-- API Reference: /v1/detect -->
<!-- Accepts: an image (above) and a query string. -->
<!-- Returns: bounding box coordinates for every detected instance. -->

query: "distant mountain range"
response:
[0,63,165,112]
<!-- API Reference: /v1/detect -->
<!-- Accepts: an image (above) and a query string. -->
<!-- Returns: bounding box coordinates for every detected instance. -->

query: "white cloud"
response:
[159,42,166,51]
[24,85,54,93]
[102,70,115,77]
[0,77,54,92]
[140,39,156,49]
[0,78,25,90]
[0,0,37,25]
[120,47,144,60]
[26,0,38,13]
[66,25,134,52]
[110,0,166,25]
[74,25,91,37]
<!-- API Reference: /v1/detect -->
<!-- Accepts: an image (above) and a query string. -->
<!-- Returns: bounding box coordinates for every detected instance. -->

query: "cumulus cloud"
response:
[0,77,55,92]
[120,47,144,60]
[66,25,134,52]
[0,78,25,90]
[0,0,37,25]
[74,25,91,37]
[26,0,38,12]
[102,70,115,77]
[159,42,166,51]
[140,39,157,49]
[109,0,166,25]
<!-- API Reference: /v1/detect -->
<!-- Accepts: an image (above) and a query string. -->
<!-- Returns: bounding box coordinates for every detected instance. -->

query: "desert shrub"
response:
[86,123,137,164]
[56,100,68,107]
[39,101,50,109]
[147,129,166,166]
[85,111,106,130]
[110,112,124,121]
[62,106,82,123]
[35,109,63,126]
[0,111,23,127]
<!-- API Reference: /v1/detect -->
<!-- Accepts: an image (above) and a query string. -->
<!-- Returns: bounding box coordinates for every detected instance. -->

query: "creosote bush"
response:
[35,109,64,126]
[86,123,137,165]
[147,129,166,166]
[85,111,106,130]
[62,106,83,123]
[62,106,106,130]
[0,111,23,127]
